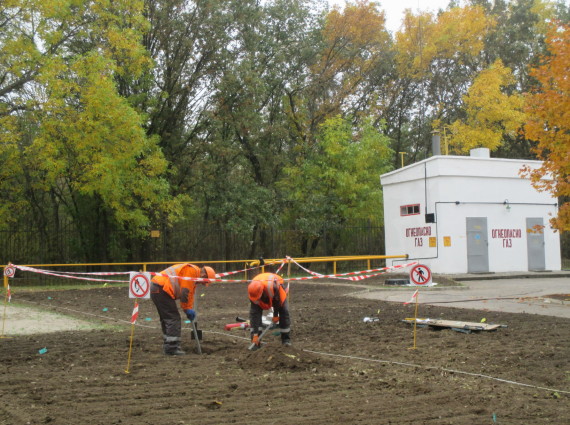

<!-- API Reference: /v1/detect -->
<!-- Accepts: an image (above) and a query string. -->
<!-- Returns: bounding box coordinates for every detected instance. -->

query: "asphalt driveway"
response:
[353,272,570,318]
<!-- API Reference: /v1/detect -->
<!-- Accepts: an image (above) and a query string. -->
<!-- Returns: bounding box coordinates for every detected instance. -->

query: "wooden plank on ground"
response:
[403,318,506,332]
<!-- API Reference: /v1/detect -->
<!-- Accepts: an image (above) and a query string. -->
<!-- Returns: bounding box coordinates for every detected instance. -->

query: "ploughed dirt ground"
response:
[1,276,569,425]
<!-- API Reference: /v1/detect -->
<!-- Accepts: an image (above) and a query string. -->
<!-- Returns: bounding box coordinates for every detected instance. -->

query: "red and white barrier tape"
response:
[13,265,129,283]
[287,259,418,281]
[8,259,417,285]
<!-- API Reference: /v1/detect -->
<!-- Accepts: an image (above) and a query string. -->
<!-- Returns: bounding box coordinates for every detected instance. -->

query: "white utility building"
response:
[380,148,561,274]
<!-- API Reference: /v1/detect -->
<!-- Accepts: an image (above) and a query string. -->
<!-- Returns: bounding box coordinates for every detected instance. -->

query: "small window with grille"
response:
[400,204,420,216]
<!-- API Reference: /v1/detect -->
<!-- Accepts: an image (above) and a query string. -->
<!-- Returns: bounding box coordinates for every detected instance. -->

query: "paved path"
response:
[353,275,570,318]
[1,304,99,335]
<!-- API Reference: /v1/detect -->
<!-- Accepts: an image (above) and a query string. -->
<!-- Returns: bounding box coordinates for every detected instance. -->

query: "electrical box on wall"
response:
[425,213,435,223]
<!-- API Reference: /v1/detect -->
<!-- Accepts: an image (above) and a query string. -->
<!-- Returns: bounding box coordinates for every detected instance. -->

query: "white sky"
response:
[328,0,454,33]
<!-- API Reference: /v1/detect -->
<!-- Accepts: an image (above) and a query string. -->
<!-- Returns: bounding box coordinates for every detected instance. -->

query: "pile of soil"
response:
[0,278,568,425]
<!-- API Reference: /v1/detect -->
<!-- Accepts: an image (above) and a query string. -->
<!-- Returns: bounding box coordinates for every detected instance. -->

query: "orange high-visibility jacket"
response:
[152,263,201,310]
[250,273,288,310]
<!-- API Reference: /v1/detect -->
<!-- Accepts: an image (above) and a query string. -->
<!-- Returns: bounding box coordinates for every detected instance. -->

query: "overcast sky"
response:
[327,0,454,33]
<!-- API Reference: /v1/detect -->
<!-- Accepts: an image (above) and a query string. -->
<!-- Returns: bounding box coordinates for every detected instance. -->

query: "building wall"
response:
[381,154,561,274]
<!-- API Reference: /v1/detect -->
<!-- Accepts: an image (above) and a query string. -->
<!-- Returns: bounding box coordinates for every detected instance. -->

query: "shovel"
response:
[248,322,279,351]
[189,286,202,354]
[190,320,202,354]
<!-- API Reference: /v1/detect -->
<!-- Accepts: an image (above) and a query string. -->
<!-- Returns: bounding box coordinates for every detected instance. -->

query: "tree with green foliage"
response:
[0,0,176,261]
[279,115,393,256]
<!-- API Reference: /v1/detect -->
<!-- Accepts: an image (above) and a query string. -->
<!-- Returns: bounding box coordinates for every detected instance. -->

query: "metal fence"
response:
[0,220,386,269]
[2,219,567,270]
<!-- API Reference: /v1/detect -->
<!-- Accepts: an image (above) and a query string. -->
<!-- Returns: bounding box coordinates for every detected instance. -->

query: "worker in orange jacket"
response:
[248,272,291,348]
[151,263,216,355]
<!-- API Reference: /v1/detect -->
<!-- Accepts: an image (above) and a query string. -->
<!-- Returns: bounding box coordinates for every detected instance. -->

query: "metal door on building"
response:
[466,217,489,273]
[526,217,546,271]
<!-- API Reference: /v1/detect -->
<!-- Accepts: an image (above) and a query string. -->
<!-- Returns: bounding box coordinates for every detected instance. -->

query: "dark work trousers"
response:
[151,283,182,353]
[250,298,291,343]
[277,299,291,343]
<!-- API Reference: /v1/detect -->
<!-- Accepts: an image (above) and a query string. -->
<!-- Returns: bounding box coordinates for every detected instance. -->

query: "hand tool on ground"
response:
[189,286,202,354]
[224,317,251,331]
[248,316,280,351]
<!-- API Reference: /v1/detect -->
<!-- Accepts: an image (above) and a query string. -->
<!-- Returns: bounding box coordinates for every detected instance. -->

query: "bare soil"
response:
[1,277,569,425]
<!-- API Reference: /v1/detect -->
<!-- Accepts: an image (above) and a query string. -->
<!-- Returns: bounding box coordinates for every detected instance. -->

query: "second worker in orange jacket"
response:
[248,272,291,348]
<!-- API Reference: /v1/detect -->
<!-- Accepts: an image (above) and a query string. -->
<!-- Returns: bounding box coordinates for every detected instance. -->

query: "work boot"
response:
[163,341,186,356]
[281,334,291,347]
[165,347,186,356]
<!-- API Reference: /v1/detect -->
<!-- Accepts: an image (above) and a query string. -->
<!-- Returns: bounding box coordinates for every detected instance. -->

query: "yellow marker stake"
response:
[125,301,138,374]
[409,291,419,350]
[287,257,292,306]
[1,274,12,339]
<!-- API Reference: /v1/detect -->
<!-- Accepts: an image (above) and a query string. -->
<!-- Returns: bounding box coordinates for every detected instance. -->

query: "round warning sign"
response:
[129,272,151,299]
[4,265,16,278]
[410,264,432,286]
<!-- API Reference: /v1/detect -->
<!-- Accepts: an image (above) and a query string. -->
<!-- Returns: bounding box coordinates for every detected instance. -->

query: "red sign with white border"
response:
[410,264,432,286]
[129,272,151,299]
[4,265,16,278]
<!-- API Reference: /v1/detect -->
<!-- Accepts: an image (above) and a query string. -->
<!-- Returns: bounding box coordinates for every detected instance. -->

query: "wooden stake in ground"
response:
[125,301,139,374]
[1,273,12,339]
[404,289,419,350]
[287,257,292,306]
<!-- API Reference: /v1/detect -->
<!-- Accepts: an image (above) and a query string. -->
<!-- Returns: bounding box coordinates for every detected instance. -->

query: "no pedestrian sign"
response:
[410,264,432,286]
[4,265,16,278]
[129,272,151,299]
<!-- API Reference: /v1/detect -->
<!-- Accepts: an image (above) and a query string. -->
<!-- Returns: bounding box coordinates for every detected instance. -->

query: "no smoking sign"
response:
[410,264,432,286]
[129,272,151,299]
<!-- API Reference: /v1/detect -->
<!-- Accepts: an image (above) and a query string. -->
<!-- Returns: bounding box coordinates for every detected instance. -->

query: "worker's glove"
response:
[185,309,196,321]
[269,316,279,330]
[252,334,260,347]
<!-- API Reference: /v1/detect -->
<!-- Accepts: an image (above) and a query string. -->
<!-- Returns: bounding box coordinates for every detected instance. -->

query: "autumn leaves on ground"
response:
[1,279,568,425]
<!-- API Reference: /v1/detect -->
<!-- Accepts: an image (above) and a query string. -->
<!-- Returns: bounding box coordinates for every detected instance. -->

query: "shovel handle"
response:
[247,323,278,350]
[191,321,202,354]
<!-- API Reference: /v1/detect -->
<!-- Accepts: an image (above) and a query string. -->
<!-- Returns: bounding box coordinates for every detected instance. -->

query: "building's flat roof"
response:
[380,155,544,185]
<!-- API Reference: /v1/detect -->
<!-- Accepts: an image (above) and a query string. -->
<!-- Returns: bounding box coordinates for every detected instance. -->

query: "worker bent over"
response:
[151,263,215,355]
[248,272,291,348]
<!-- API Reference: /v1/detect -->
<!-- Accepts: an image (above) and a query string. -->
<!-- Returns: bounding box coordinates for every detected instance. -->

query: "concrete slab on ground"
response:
[352,273,570,318]
[0,304,100,335]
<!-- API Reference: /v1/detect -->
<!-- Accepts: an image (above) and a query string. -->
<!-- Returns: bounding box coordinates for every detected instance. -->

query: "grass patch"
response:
[1,282,127,293]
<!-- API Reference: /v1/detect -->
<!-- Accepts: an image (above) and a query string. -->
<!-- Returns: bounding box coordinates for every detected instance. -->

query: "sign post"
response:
[125,302,139,374]
[1,265,15,339]
[125,272,150,373]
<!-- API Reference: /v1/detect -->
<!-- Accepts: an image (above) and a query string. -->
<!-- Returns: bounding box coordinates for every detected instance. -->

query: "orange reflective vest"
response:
[152,263,201,310]
[250,273,288,310]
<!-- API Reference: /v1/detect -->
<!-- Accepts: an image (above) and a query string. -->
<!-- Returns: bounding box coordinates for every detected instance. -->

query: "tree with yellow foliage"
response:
[446,59,526,153]
[0,0,176,261]
[523,23,570,231]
